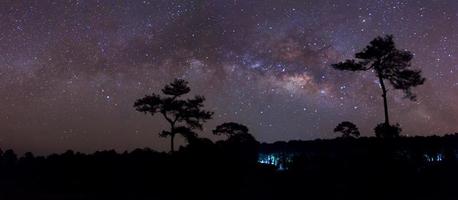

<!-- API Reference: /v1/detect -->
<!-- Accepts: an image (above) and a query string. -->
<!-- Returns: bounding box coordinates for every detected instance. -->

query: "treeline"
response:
[2,134,458,200]
[261,133,458,159]
[0,136,259,200]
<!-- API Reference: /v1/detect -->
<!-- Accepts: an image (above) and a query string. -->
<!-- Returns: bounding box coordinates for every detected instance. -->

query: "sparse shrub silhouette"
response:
[134,79,213,152]
[332,35,425,134]
[334,121,360,138]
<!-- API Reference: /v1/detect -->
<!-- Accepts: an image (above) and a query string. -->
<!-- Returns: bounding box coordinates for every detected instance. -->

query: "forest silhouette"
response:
[1,35,457,200]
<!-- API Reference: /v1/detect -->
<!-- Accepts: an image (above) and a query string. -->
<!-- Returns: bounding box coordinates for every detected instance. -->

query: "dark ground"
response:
[1,136,458,200]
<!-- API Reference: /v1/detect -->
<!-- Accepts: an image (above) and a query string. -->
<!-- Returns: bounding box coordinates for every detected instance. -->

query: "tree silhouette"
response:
[213,122,249,139]
[334,121,360,138]
[213,122,259,148]
[2,149,17,166]
[332,35,425,128]
[213,122,258,166]
[134,79,213,152]
[374,122,401,138]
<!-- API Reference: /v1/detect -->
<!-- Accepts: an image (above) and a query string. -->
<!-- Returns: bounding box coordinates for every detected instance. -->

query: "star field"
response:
[0,0,457,154]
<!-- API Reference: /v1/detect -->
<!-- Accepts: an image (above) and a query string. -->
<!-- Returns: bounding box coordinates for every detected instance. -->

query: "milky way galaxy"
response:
[1,1,457,154]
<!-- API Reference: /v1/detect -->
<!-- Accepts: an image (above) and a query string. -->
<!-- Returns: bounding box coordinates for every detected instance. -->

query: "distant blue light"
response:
[424,153,444,162]
[258,153,293,171]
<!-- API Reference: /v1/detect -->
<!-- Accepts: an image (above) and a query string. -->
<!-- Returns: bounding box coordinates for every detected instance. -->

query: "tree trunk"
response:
[169,121,176,153]
[378,75,390,125]
[170,133,175,153]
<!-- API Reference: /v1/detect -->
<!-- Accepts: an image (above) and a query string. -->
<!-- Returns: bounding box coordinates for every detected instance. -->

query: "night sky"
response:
[1,0,457,154]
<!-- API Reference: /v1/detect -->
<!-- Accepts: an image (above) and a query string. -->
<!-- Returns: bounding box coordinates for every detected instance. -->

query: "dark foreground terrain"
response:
[1,135,458,200]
